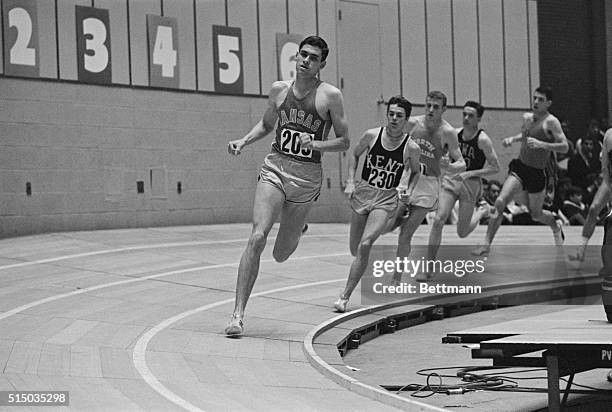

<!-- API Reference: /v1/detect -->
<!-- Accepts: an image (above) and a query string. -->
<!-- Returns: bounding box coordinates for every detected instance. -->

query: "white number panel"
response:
[212,25,243,95]
[147,15,179,89]
[2,0,39,78]
[76,6,112,84]
[276,33,302,81]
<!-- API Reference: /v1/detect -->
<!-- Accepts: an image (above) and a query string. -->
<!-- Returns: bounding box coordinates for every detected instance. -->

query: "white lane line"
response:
[0,252,349,323]
[133,276,346,412]
[0,239,247,271]
[0,233,346,271]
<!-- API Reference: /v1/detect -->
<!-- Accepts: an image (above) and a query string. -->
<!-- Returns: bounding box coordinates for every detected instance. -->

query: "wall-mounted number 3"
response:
[82,18,108,73]
[76,6,111,84]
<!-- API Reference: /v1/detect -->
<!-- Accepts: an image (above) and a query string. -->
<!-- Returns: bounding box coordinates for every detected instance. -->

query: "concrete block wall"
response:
[0,77,350,238]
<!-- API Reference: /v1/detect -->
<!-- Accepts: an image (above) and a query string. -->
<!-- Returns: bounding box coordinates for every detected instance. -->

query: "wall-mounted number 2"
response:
[2,0,39,77]
[213,25,243,95]
[147,15,179,89]
[76,6,112,84]
[9,8,36,66]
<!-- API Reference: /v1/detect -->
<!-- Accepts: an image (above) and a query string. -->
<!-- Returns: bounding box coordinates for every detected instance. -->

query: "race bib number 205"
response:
[279,128,313,158]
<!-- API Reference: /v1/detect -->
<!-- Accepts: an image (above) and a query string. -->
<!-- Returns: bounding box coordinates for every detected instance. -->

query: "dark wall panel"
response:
[537,0,607,141]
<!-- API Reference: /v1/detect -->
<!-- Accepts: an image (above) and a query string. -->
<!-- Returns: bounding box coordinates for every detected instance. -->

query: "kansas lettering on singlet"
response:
[272,81,328,163]
[459,129,486,171]
[361,128,408,190]
[519,115,554,169]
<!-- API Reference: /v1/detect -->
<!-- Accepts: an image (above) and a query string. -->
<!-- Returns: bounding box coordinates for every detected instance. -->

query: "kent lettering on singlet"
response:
[361,128,408,190]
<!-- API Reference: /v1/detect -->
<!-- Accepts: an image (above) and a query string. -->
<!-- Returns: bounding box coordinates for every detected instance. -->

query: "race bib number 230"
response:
[279,128,313,158]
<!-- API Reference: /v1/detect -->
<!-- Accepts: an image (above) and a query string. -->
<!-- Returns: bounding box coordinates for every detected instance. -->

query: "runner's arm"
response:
[402,140,421,195]
[310,87,349,152]
[345,131,375,192]
[531,117,569,153]
[603,129,612,186]
[462,132,500,179]
[228,83,282,154]
[445,128,466,175]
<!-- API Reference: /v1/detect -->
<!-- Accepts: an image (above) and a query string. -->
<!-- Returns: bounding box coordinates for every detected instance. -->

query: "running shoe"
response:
[471,244,490,256]
[224,315,244,337]
[302,224,309,234]
[553,221,565,246]
[568,245,586,262]
[415,272,433,282]
[334,296,349,313]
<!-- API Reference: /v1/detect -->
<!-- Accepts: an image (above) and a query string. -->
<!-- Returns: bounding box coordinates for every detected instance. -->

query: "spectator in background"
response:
[479,180,512,225]
[600,117,609,133]
[568,135,601,194]
[553,177,572,212]
[587,118,605,142]
[561,186,587,225]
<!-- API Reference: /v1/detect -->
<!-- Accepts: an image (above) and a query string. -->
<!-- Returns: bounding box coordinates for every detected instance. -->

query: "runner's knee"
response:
[494,198,506,214]
[588,203,601,218]
[247,231,268,255]
[398,225,414,242]
[357,237,376,255]
[431,213,445,230]
[457,224,471,238]
[530,209,545,221]
[273,243,295,262]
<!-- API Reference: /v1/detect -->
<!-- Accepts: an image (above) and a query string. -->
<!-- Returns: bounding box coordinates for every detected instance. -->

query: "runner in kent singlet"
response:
[335,96,421,312]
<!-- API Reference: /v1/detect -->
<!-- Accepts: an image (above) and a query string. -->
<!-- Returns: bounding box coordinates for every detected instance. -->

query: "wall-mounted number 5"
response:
[147,15,179,89]
[213,25,243,95]
[2,0,40,77]
[76,6,112,84]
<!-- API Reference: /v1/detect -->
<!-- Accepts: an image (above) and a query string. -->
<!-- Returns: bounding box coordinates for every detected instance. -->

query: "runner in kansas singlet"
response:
[272,81,329,163]
[361,128,408,190]
[459,129,486,171]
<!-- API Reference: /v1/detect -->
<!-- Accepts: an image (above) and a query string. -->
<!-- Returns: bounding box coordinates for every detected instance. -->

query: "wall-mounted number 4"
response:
[152,26,177,78]
[147,15,179,88]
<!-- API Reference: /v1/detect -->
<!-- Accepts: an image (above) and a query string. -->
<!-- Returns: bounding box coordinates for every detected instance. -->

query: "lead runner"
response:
[225,36,349,336]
